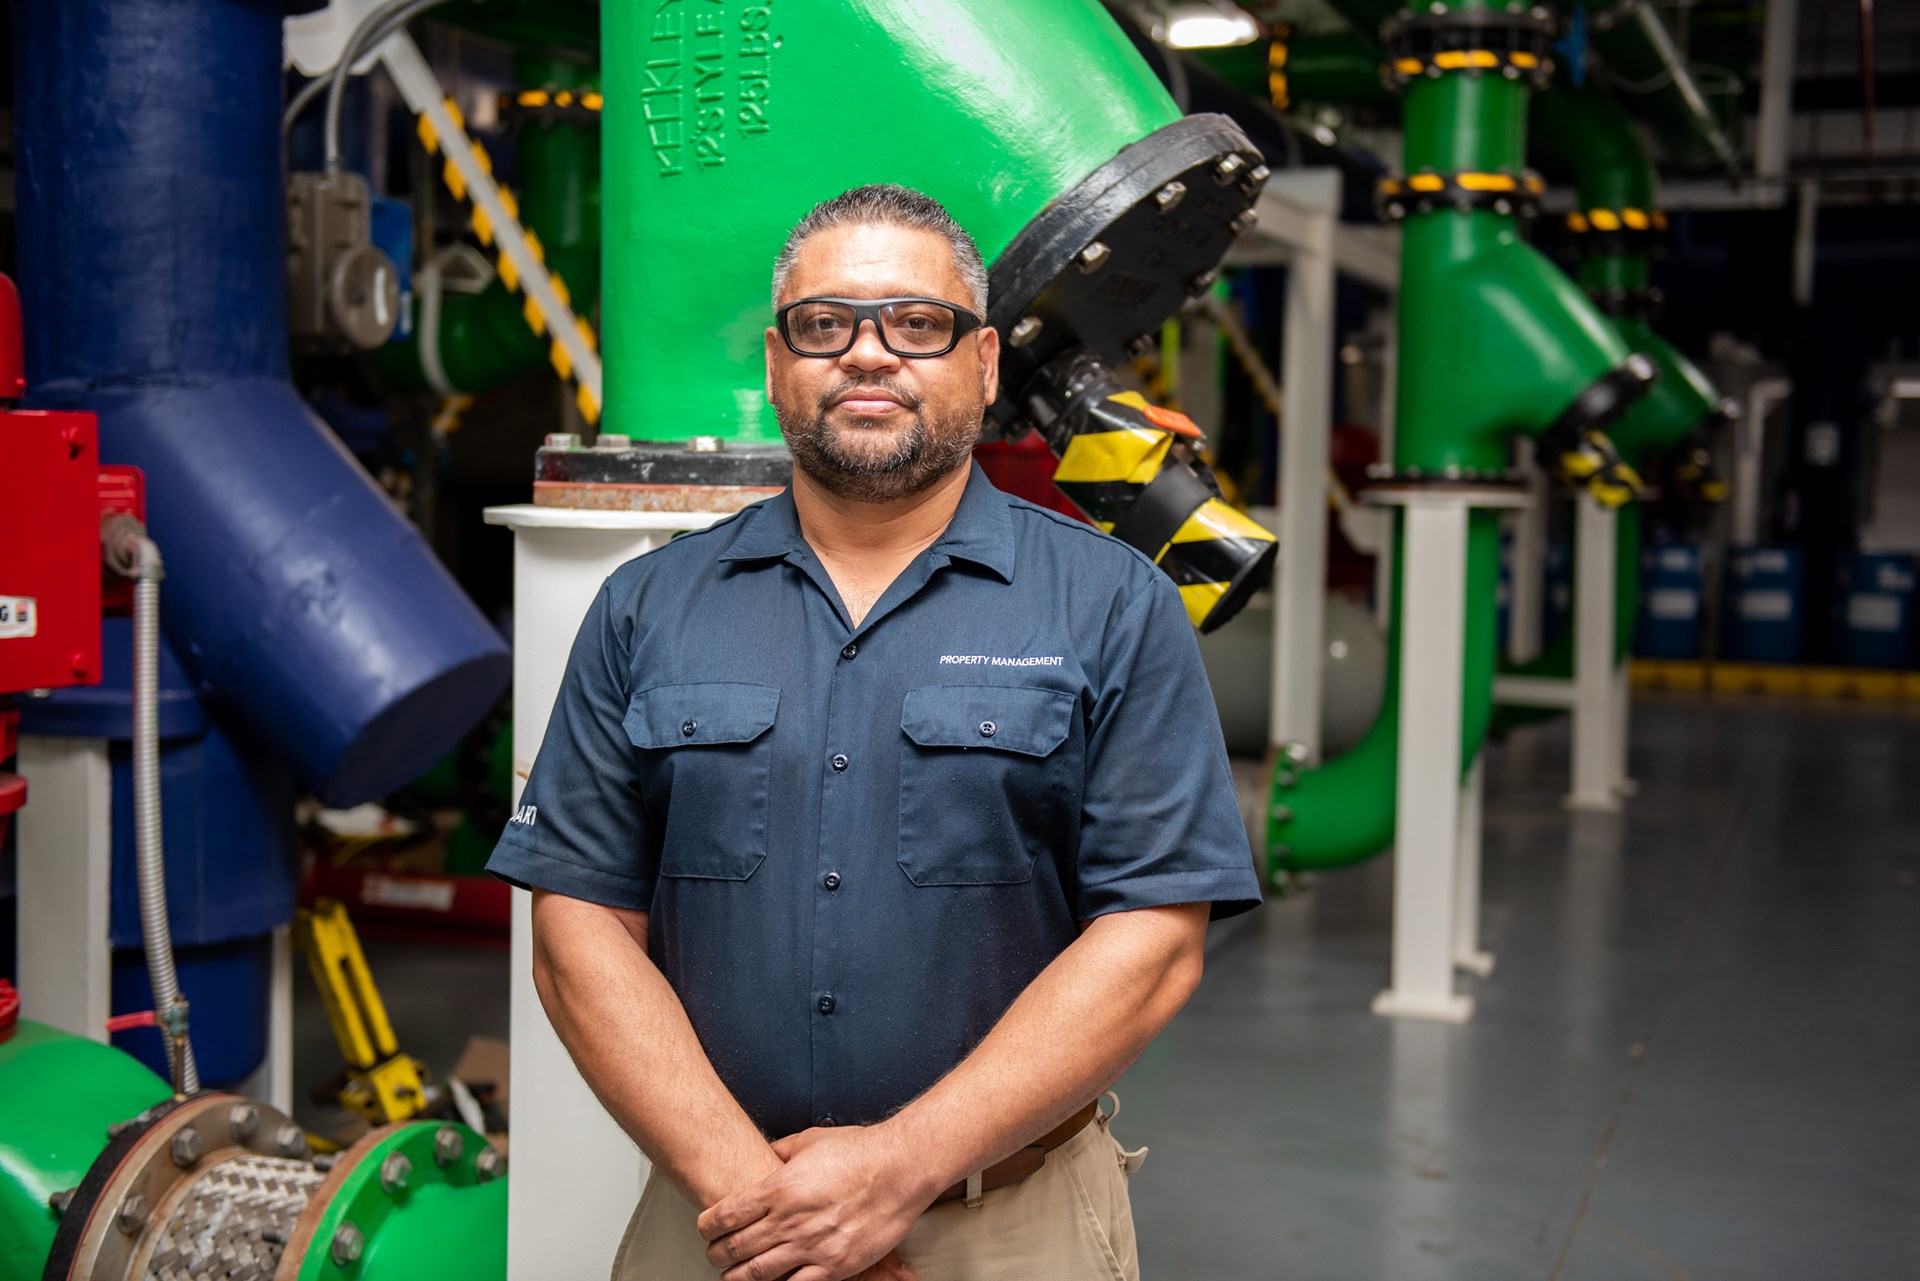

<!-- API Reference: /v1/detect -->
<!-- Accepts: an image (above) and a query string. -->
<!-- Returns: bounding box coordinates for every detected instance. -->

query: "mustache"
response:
[818,376,922,413]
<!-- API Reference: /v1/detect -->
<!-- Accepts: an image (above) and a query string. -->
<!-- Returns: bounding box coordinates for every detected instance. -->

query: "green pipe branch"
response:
[380,54,601,396]
[1190,28,1393,113]
[1267,5,1651,878]
[600,0,1181,445]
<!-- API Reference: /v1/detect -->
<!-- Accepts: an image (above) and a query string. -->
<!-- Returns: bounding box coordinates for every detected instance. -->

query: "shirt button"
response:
[823,871,841,891]
[817,994,836,1016]
[820,1115,838,1127]
[841,643,858,661]
[831,753,849,772]
[681,719,697,737]
[979,720,996,738]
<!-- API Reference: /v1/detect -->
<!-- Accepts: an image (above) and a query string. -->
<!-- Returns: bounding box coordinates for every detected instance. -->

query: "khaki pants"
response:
[611,1108,1147,1281]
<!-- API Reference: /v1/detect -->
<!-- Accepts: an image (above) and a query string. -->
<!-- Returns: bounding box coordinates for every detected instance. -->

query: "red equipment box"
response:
[1,409,103,694]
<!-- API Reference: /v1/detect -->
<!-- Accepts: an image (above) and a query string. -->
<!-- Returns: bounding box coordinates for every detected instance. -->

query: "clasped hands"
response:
[697,1122,938,1281]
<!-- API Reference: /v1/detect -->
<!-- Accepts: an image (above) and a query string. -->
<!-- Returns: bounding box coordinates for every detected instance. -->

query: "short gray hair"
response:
[771,184,988,316]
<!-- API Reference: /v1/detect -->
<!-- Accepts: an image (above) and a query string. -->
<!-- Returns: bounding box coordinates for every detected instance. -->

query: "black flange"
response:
[1380,5,1558,91]
[496,87,603,130]
[984,113,1267,436]
[1376,168,1546,221]
[1585,284,1665,321]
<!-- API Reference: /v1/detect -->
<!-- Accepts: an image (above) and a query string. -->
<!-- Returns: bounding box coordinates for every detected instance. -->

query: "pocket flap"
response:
[625,682,780,749]
[901,685,1073,757]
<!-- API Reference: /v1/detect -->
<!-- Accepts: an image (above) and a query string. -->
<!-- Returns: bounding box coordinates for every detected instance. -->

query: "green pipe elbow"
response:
[1395,218,1636,473]
[601,0,1181,444]
[1269,512,1502,874]
[1531,86,1653,212]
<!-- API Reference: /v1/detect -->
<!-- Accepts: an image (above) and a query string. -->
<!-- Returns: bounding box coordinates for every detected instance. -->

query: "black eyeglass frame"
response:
[775,296,985,360]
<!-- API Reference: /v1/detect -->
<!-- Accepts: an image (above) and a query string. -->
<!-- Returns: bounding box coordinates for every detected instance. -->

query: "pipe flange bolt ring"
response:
[1376,169,1545,221]
[1561,207,1668,257]
[497,86,604,129]
[1380,7,1557,91]
[1584,284,1665,321]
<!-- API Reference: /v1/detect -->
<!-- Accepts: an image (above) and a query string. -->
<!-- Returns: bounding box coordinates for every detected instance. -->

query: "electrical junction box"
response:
[0,408,103,693]
[287,170,402,352]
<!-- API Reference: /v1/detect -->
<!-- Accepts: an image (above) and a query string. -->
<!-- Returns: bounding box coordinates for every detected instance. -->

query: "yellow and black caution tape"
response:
[417,95,601,421]
[1377,168,1546,220]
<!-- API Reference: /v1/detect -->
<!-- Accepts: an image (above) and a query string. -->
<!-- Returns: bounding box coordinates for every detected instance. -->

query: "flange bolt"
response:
[332,1223,365,1268]
[434,1126,465,1167]
[1213,154,1246,186]
[477,1147,507,1183]
[228,1104,259,1143]
[1154,181,1187,213]
[48,1188,75,1216]
[380,1152,414,1194]
[275,1123,309,1159]
[116,1193,150,1237]
[1008,316,1044,348]
[1075,241,1111,274]
[171,1128,204,1168]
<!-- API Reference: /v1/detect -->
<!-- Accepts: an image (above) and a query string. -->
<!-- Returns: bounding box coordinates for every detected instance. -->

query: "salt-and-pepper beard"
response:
[775,373,984,504]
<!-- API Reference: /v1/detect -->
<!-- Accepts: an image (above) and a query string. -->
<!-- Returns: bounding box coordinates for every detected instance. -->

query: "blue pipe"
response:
[13,0,510,805]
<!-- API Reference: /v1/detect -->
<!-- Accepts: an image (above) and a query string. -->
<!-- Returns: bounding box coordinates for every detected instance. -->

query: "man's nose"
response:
[840,318,900,371]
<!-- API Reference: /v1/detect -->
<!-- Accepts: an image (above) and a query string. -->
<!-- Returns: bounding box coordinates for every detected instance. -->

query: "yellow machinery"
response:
[294,898,431,1124]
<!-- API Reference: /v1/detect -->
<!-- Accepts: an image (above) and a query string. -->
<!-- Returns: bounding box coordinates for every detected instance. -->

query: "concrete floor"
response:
[296,693,1920,1278]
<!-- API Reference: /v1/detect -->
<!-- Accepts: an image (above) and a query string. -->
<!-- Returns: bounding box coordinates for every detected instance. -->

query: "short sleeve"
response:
[486,580,660,911]
[1075,576,1263,921]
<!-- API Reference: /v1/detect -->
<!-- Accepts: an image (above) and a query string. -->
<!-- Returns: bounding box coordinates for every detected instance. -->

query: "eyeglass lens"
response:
[784,300,961,356]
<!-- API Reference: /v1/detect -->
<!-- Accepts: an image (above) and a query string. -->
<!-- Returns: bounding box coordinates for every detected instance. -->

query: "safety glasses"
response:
[776,296,984,359]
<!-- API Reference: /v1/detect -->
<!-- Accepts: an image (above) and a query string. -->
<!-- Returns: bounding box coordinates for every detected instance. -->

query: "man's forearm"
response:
[879,902,1209,1199]
[530,889,781,1207]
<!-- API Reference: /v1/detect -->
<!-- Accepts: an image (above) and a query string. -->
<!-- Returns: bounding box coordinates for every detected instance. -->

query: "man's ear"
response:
[764,327,779,404]
[977,322,1001,406]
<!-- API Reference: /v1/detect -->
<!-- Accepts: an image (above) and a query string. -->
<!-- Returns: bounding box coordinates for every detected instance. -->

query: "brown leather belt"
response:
[931,1100,1100,1206]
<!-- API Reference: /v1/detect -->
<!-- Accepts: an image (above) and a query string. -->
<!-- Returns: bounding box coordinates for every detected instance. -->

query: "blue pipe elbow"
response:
[14,0,509,804]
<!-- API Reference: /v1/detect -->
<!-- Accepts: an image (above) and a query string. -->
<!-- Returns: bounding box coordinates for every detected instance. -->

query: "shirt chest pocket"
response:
[898,684,1078,886]
[624,682,780,881]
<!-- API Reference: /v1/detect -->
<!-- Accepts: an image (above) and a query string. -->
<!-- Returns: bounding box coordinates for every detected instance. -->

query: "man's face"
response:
[766,221,1000,504]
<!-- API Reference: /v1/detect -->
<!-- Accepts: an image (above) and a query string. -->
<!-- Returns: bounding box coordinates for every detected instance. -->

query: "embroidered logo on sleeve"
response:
[939,654,1064,667]
[509,804,539,826]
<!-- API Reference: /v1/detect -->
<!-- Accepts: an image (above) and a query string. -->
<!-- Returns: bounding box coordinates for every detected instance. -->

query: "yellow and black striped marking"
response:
[1049,394,1276,631]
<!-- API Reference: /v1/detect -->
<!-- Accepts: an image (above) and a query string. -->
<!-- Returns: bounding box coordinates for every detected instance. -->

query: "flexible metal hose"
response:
[132,534,199,1093]
[322,0,451,172]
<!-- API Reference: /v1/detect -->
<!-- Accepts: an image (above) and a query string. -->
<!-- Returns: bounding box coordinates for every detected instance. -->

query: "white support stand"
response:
[1567,497,1625,810]
[1452,756,1494,977]
[1269,169,1340,763]
[1365,484,1526,1023]
[1506,439,1549,664]
[237,924,295,1113]
[15,735,113,1042]
[483,503,729,1281]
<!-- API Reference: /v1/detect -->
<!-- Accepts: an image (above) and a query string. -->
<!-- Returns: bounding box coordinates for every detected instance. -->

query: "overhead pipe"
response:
[14,0,510,807]
[1266,0,1655,875]
[1587,0,1741,176]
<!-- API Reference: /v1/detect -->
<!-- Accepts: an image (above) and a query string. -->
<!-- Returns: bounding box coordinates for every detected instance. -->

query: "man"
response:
[489,184,1259,1281]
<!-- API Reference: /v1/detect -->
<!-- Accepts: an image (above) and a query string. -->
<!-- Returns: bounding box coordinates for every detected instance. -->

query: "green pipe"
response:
[1494,88,1728,703]
[0,1020,172,1278]
[1268,2,1646,877]
[601,0,1180,445]
[1190,29,1393,112]
[379,54,601,396]
[358,1170,508,1280]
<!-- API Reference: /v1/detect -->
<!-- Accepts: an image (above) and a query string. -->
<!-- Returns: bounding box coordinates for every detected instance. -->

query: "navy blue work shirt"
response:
[489,463,1260,1138]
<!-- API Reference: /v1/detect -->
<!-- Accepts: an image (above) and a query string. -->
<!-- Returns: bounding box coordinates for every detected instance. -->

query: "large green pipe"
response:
[1268,3,1648,876]
[379,54,601,396]
[0,1021,172,1278]
[601,0,1182,445]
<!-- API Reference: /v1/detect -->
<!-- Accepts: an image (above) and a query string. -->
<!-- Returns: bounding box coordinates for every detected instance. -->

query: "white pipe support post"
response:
[1755,0,1798,183]
[1453,753,1494,977]
[1269,169,1340,764]
[237,924,295,1113]
[15,736,113,1042]
[1567,496,1624,810]
[1506,438,1549,664]
[1736,377,1790,547]
[483,503,729,1281]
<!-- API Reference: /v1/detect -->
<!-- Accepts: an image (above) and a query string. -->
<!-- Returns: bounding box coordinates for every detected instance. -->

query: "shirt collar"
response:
[718,461,1016,583]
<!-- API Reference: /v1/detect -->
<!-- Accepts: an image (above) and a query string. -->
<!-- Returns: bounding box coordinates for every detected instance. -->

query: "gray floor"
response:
[296,694,1920,1278]
[1122,694,1920,1280]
